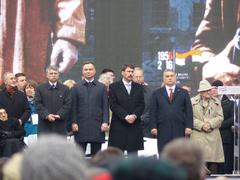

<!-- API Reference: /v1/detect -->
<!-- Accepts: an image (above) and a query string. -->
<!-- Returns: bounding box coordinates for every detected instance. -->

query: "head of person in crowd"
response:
[24,80,38,99]
[161,138,205,180]
[46,66,60,84]
[0,157,9,180]
[133,67,147,85]
[101,68,115,82]
[98,73,113,91]
[15,135,97,180]
[121,64,135,83]
[0,108,8,122]
[2,153,23,180]
[211,80,224,98]
[15,73,27,92]
[82,61,96,81]
[181,85,191,95]
[91,147,124,168]
[163,69,176,87]
[197,80,213,100]
[3,72,17,89]
[63,79,76,89]
[110,156,187,180]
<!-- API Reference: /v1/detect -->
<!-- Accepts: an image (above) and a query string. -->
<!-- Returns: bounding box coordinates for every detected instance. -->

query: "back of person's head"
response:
[0,158,9,180]
[91,147,124,167]
[101,68,114,74]
[21,135,91,180]
[110,156,187,180]
[161,138,203,180]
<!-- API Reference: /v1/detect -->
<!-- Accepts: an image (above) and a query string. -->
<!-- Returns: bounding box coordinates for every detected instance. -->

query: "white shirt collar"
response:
[122,79,132,85]
[165,85,176,91]
[49,81,57,86]
[84,78,94,83]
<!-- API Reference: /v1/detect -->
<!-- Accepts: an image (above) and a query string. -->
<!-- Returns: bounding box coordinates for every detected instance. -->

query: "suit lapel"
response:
[161,87,169,102]
[172,87,181,102]
[162,86,181,103]
[119,81,129,96]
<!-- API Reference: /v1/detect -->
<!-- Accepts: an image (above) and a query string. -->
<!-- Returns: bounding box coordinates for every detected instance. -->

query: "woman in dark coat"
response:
[0,109,25,157]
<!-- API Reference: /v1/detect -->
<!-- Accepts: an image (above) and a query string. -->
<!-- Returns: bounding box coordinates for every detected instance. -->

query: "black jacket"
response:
[220,95,234,144]
[0,88,30,123]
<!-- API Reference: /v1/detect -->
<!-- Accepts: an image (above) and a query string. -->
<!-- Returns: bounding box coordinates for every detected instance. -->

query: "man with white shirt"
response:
[108,64,145,154]
[150,69,193,153]
[35,66,71,135]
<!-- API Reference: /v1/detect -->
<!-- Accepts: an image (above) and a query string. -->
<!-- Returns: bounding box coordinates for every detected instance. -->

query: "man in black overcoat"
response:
[150,69,193,153]
[0,72,30,125]
[108,64,145,154]
[71,62,109,156]
[35,66,71,135]
[211,80,234,174]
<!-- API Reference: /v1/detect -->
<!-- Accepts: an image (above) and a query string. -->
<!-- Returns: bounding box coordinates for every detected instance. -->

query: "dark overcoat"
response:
[71,80,109,143]
[35,82,71,135]
[150,86,193,152]
[0,88,30,123]
[108,81,145,151]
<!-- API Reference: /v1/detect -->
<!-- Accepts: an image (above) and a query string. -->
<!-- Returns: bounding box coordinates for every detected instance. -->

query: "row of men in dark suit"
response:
[0,63,194,157]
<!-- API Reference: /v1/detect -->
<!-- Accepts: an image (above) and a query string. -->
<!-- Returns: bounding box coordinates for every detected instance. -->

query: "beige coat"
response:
[190,94,224,163]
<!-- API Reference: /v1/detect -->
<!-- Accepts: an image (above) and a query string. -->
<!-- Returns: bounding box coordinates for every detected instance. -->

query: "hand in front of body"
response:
[101,123,109,132]
[151,128,158,136]
[72,123,79,132]
[126,114,137,124]
[185,128,192,137]
[202,122,211,132]
[47,114,56,122]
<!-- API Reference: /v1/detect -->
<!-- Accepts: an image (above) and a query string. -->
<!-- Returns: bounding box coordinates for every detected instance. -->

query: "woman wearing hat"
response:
[190,80,224,174]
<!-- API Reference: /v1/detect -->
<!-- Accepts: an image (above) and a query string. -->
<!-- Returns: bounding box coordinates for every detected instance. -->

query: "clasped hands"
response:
[202,119,212,133]
[125,114,137,124]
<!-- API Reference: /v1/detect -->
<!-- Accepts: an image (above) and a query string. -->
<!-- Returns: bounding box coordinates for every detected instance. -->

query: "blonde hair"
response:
[63,79,76,89]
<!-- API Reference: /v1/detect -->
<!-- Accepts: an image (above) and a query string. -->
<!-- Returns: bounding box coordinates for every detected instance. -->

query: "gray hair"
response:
[21,135,91,180]
[134,67,143,72]
[3,72,14,83]
[45,65,59,74]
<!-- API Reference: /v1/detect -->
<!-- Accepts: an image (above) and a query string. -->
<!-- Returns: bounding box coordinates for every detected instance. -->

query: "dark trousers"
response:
[78,142,101,156]
[218,143,234,174]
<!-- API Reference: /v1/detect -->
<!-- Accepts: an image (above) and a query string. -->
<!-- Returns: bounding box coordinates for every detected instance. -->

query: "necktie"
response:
[169,88,173,102]
[50,84,55,89]
[126,83,131,94]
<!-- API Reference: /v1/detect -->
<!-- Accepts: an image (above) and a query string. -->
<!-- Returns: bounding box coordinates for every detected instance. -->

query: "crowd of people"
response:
[0,61,235,179]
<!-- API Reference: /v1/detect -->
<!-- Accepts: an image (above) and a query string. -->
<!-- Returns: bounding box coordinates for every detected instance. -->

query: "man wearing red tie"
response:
[150,69,193,153]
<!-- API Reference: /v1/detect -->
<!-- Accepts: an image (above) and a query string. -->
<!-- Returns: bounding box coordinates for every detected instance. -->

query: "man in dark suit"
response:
[150,69,193,153]
[0,72,30,125]
[133,67,154,138]
[108,64,145,154]
[71,62,109,156]
[35,66,71,135]
[211,80,234,174]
